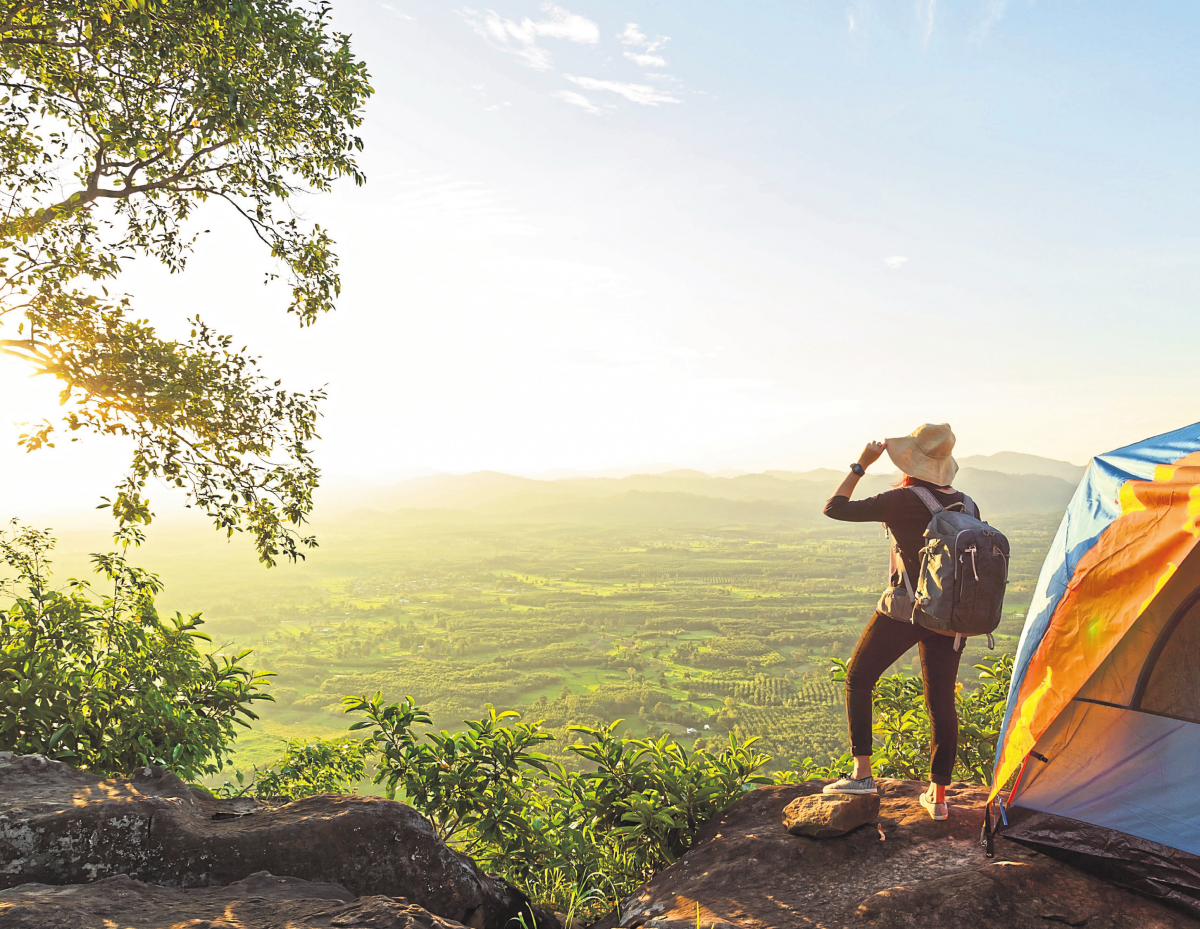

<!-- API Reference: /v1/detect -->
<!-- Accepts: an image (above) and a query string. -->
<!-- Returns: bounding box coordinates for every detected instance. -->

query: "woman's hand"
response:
[830,440,885,502]
[859,440,886,469]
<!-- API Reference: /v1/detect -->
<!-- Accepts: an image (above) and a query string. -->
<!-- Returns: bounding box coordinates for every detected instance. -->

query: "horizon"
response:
[320,447,1088,487]
[10,447,1086,529]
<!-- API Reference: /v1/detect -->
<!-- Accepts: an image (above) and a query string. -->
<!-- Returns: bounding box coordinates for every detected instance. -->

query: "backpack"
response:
[877,486,1010,650]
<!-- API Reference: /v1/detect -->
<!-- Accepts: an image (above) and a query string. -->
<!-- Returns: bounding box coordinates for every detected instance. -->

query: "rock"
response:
[0,753,552,929]
[853,858,1192,929]
[782,792,880,838]
[591,779,1199,929]
[0,870,471,929]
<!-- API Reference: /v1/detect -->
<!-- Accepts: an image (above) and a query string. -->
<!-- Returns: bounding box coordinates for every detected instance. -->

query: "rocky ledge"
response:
[0,753,552,929]
[4,754,1196,929]
[0,870,472,929]
[593,779,1200,929]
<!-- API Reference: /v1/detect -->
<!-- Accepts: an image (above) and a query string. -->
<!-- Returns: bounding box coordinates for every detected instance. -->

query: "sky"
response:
[4,0,1200,519]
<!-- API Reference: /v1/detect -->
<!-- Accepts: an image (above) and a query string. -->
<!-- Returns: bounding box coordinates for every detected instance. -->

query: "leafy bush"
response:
[219,736,369,800]
[0,525,271,779]
[784,654,1013,785]
[864,654,1012,785]
[342,694,771,919]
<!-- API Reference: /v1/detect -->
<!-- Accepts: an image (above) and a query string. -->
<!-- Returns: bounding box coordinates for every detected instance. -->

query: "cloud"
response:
[619,23,647,45]
[619,22,669,53]
[975,0,1010,38]
[918,0,937,49]
[528,4,600,43]
[564,75,680,106]
[380,3,415,20]
[468,82,511,112]
[624,51,667,68]
[461,4,599,71]
[883,256,908,269]
[554,90,603,114]
[618,22,677,85]
[846,1,871,40]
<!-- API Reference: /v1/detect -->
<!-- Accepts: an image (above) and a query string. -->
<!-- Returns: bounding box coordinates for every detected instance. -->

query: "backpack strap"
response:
[909,486,944,514]
[886,527,919,621]
[913,485,976,518]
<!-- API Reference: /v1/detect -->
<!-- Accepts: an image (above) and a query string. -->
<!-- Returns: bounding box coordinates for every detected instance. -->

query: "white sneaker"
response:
[920,786,948,820]
[822,774,877,795]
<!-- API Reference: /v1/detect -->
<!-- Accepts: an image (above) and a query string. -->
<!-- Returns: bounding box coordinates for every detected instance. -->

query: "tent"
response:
[988,421,1200,913]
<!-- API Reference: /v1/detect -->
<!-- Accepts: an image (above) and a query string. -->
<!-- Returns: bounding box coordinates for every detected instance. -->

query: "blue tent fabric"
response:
[992,422,1200,916]
[1013,704,1200,856]
[995,420,1200,776]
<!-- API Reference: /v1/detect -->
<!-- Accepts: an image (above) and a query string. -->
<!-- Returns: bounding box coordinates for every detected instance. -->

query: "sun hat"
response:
[885,423,958,486]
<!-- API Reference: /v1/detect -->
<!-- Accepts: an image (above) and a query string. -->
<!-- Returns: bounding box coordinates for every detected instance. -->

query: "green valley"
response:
[121,464,1070,783]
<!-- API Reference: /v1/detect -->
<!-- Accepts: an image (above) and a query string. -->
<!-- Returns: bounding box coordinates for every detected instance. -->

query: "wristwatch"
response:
[849,462,865,476]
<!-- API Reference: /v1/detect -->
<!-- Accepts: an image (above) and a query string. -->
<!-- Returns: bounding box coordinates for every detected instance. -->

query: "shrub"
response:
[783,654,1014,785]
[0,525,271,780]
[218,736,368,800]
[341,694,771,919]
[863,654,1012,784]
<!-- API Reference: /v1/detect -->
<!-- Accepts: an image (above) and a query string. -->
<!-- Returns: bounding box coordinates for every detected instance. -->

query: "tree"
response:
[0,0,372,564]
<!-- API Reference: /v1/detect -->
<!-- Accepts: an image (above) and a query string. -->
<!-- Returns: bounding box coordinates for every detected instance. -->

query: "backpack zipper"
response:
[951,528,974,579]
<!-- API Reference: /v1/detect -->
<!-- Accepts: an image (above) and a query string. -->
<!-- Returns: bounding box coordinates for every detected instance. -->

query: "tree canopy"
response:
[0,0,372,563]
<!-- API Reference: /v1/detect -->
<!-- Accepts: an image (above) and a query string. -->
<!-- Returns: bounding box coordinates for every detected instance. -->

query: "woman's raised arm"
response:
[825,440,889,522]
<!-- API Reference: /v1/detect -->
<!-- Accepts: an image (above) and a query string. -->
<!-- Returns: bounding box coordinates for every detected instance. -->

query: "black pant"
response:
[845,611,964,785]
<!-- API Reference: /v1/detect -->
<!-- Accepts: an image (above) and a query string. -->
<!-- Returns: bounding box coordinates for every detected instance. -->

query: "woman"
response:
[819,423,976,821]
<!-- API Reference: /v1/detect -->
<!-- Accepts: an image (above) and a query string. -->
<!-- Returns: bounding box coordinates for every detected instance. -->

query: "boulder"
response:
[0,870,469,928]
[590,779,1199,929]
[0,753,552,929]
[782,792,880,838]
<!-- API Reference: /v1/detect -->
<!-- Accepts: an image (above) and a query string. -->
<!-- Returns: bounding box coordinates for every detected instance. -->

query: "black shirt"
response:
[824,481,979,586]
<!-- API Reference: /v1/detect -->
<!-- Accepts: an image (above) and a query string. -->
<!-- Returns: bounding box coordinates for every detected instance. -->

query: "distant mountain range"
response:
[956,452,1086,483]
[324,452,1085,527]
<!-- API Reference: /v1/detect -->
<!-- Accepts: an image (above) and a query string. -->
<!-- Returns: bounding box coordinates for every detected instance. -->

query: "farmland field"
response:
[119,509,1058,782]
[36,462,1068,787]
